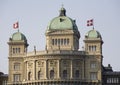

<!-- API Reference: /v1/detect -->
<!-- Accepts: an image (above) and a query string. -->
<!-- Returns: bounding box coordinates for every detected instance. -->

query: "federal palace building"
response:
[7,7,120,85]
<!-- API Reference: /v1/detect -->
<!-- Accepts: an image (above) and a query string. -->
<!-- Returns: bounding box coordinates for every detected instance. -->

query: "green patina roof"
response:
[85,29,102,39]
[11,31,27,41]
[47,7,78,31]
[48,16,78,30]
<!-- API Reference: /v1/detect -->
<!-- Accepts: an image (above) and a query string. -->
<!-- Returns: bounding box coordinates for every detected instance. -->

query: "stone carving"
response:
[49,60,57,67]
[38,61,44,67]
[28,62,33,68]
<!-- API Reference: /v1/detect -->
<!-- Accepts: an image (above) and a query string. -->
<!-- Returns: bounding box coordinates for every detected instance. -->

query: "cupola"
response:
[11,31,27,42]
[85,29,102,39]
[46,7,79,32]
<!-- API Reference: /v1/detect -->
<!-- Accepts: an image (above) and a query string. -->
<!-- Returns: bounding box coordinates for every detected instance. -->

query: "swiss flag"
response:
[87,19,93,26]
[13,22,19,29]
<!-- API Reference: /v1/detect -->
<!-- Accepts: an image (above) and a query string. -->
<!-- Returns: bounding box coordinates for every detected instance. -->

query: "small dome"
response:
[11,32,27,41]
[85,29,102,39]
[47,7,78,31]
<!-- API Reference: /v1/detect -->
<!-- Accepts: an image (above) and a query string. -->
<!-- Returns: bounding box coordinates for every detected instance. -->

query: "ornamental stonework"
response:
[28,62,33,69]
[37,60,44,67]
[48,60,57,67]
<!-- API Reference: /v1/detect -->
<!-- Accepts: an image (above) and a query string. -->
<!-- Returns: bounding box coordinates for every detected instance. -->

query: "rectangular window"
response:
[58,39,60,45]
[2,80,7,85]
[67,38,69,45]
[90,72,97,80]
[61,39,63,45]
[55,39,57,45]
[13,74,21,82]
[90,62,96,69]
[52,39,54,45]
[14,63,20,70]
[64,39,66,45]
[13,48,15,54]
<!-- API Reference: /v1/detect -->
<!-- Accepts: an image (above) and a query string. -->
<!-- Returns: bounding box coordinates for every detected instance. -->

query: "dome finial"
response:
[59,4,66,16]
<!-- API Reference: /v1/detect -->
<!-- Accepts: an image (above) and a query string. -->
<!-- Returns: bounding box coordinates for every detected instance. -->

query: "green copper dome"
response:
[11,31,27,41]
[47,7,78,31]
[85,29,102,39]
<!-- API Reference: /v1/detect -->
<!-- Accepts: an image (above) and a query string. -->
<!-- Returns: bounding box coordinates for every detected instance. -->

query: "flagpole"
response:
[18,21,19,32]
[93,19,94,30]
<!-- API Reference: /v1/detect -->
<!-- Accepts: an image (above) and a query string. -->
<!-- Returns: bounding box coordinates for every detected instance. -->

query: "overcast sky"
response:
[0,0,120,74]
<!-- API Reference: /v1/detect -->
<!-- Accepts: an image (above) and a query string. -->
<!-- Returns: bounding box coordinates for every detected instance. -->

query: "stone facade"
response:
[7,7,103,85]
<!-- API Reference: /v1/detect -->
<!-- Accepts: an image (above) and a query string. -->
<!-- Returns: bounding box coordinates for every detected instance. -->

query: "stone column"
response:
[44,59,48,79]
[70,59,73,79]
[57,59,61,79]
[34,60,36,80]
[32,60,35,80]
[24,61,27,81]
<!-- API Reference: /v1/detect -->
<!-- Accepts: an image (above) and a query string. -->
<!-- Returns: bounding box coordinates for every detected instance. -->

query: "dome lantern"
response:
[59,6,66,16]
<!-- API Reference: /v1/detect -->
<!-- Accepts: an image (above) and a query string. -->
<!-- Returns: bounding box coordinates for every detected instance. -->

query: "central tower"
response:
[46,7,80,51]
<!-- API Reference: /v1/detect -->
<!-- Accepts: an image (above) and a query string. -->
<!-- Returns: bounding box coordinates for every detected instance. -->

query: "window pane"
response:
[90,72,97,80]
[55,39,57,45]
[50,70,54,79]
[67,38,69,45]
[90,62,96,69]
[63,70,67,78]
[13,48,15,53]
[13,74,20,82]
[52,39,54,45]
[75,70,79,78]
[14,63,20,70]
[64,39,66,45]
[58,39,60,45]
[38,71,43,79]
[61,39,63,45]
[28,72,32,80]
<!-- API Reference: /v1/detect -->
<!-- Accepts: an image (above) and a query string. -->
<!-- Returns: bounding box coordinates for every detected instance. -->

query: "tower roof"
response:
[85,29,102,39]
[11,31,27,41]
[47,7,78,31]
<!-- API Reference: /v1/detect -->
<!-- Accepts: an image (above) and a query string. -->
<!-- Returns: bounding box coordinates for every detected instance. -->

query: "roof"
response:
[103,71,120,76]
[85,29,102,39]
[47,7,78,31]
[11,31,27,41]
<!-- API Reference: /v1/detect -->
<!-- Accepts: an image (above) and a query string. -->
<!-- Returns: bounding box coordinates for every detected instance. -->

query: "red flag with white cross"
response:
[13,22,19,29]
[87,19,93,26]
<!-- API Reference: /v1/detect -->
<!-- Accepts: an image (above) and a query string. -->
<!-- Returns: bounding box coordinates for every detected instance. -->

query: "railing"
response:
[26,50,86,56]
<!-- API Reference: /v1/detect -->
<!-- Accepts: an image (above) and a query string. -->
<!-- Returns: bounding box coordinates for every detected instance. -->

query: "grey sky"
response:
[0,0,120,73]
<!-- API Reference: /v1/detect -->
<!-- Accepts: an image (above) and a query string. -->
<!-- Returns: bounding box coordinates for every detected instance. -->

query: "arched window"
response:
[50,70,54,79]
[75,70,79,78]
[63,70,67,78]
[28,72,32,80]
[38,71,41,80]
